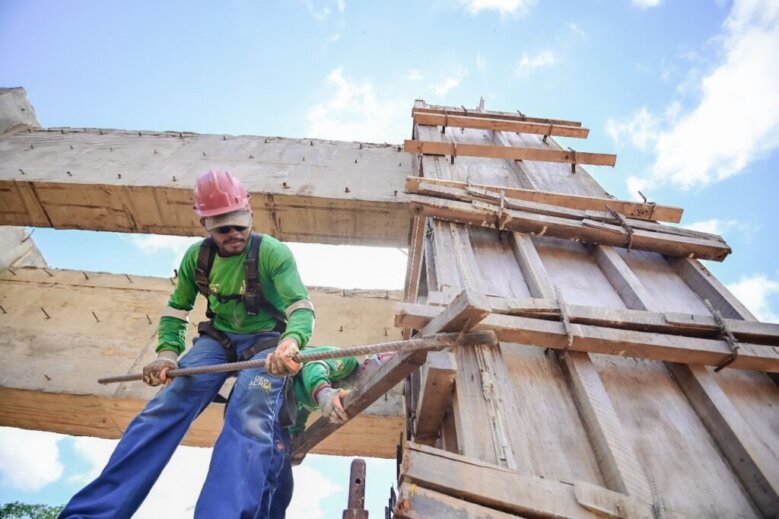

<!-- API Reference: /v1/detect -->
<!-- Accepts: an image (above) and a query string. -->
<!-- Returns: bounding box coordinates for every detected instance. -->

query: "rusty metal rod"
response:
[97,331,496,385]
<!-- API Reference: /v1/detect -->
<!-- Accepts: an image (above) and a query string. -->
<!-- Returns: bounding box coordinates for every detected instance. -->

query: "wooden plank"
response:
[395,482,524,519]
[292,290,492,458]
[419,289,491,335]
[400,443,655,519]
[405,139,617,167]
[395,307,779,372]
[668,363,779,517]
[485,313,779,371]
[513,238,653,502]
[406,176,684,223]
[560,353,654,502]
[291,349,428,459]
[395,483,509,518]
[670,258,757,320]
[403,214,426,303]
[397,298,779,345]
[414,350,457,445]
[412,105,582,127]
[413,111,590,138]
[510,233,555,299]
[411,197,730,261]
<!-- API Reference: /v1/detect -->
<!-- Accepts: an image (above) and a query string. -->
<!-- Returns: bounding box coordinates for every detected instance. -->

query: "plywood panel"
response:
[503,344,605,485]
[593,356,760,517]
[616,249,710,314]
[533,236,625,308]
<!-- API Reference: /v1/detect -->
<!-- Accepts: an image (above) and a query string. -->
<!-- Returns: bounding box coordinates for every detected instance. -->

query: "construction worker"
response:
[60,170,315,519]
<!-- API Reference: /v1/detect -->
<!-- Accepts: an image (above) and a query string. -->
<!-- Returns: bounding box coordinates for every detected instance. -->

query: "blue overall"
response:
[60,331,292,519]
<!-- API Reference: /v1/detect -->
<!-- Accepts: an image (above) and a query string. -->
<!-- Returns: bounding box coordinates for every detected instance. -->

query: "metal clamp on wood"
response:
[450,140,457,165]
[441,111,448,134]
[607,206,635,252]
[555,286,575,359]
[704,299,740,372]
[568,146,577,173]
[495,190,508,231]
[542,122,553,144]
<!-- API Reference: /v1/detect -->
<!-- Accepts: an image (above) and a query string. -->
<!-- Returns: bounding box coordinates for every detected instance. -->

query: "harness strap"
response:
[198,321,237,362]
[195,234,287,331]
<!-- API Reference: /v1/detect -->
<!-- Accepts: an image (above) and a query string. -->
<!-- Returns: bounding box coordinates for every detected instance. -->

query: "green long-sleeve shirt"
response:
[157,234,314,355]
[290,346,358,436]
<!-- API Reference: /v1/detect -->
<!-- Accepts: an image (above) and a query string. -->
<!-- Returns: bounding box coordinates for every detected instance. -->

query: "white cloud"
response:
[305,0,345,21]
[406,69,423,81]
[606,107,660,151]
[0,428,64,491]
[632,0,662,9]
[127,235,200,275]
[307,68,407,143]
[682,219,734,235]
[726,274,779,322]
[456,0,537,16]
[286,465,343,519]
[430,65,468,96]
[515,50,558,78]
[568,22,588,40]
[476,53,487,71]
[625,0,779,192]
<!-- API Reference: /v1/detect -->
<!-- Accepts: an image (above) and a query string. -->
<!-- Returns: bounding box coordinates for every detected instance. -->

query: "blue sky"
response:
[1,0,778,517]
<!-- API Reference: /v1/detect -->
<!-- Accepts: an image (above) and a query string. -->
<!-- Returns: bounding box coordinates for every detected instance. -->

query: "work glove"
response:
[266,337,301,376]
[315,386,350,425]
[142,351,178,386]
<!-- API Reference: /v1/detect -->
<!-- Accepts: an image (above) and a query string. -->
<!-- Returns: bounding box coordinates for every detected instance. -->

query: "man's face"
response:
[209,224,251,256]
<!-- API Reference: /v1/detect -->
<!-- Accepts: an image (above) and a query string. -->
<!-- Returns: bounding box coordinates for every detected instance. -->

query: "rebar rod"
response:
[97,330,495,385]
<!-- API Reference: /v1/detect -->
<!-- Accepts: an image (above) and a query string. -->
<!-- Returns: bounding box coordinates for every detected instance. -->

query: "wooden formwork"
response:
[389,102,779,518]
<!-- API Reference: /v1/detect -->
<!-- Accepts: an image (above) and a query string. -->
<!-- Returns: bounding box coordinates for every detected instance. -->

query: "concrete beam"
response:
[0,267,404,458]
[0,226,46,271]
[0,90,413,246]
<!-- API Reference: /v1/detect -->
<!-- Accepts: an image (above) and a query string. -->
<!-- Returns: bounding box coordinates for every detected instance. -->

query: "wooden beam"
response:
[291,290,494,458]
[481,313,779,371]
[405,176,683,223]
[0,127,412,246]
[0,267,405,457]
[412,105,583,127]
[560,353,654,502]
[411,197,730,261]
[512,237,653,502]
[413,111,590,139]
[400,443,655,519]
[395,482,522,519]
[668,363,779,516]
[397,298,779,345]
[404,139,617,167]
[670,258,757,320]
[396,307,779,372]
[413,350,456,445]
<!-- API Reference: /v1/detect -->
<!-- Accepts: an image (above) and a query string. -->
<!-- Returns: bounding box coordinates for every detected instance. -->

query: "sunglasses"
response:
[213,225,248,234]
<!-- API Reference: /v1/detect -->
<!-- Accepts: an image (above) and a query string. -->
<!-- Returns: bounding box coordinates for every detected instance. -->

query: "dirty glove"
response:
[266,337,301,376]
[315,386,350,424]
[143,351,178,386]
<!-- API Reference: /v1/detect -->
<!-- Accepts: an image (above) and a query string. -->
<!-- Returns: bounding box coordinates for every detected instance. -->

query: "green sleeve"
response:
[292,347,359,409]
[156,243,200,355]
[262,240,314,347]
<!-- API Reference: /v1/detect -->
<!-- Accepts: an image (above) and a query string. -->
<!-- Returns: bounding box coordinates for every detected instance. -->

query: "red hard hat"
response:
[193,170,249,217]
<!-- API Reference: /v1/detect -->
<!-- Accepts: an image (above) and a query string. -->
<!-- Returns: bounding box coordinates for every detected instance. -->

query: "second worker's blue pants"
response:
[60,331,290,519]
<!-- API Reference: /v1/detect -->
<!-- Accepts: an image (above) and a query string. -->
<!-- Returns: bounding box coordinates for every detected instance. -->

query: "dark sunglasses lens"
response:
[215,225,247,234]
